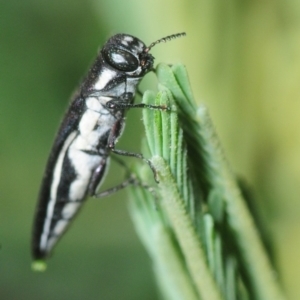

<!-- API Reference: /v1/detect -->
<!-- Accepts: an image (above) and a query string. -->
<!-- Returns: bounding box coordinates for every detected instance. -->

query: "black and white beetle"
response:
[32,32,186,263]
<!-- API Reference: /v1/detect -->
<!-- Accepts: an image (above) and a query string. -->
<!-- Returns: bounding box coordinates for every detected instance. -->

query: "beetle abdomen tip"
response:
[31,260,47,272]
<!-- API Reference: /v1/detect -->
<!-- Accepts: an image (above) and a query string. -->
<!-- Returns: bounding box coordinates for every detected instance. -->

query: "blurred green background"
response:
[1,0,300,299]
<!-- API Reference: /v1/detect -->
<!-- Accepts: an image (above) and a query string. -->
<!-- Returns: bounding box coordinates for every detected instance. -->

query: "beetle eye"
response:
[103,47,139,72]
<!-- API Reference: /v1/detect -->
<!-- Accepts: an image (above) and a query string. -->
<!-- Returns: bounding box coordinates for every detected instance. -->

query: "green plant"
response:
[128,63,285,300]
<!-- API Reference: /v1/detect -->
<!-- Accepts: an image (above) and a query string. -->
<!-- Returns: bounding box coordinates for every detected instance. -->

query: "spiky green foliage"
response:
[128,63,285,300]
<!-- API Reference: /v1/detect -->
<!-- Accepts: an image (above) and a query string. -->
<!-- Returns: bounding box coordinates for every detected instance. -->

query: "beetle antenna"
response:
[144,32,186,53]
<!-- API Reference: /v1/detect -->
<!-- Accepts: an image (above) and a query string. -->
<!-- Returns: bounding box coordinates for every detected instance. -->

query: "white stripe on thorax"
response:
[94,69,116,90]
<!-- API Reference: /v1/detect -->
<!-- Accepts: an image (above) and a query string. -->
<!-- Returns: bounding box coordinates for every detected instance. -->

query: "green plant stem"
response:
[196,106,286,300]
[156,63,285,300]
[151,156,222,300]
[129,178,199,300]
[130,63,286,300]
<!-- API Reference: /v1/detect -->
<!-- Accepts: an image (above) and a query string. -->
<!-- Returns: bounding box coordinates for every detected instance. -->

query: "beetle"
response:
[31,32,186,262]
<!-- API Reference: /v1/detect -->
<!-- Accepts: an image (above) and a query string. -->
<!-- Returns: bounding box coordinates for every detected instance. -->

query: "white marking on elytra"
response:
[86,97,102,112]
[68,149,102,200]
[67,105,115,201]
[75,106,114,150]
[86,96,112,114]
[39,132,77,250]
[47,223,66,252]
[38,66,138,253]
[79,110,99,136]
[94,69,117,90]
[53,220,68,236]
[62,202,81,219]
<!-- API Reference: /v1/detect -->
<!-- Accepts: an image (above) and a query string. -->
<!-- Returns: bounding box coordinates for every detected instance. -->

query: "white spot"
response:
[74,109,112,150]
[72,132,98,151]
[53,220,68,236]
[111,53,127,64]
[39,132,77,250]
[46,220,68,252]
[78,110,99,136]
[94,69,116,90]
[62,202,81,219]
[68,148,103,200]
[124,36,133,42]
[86,97,102,112]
